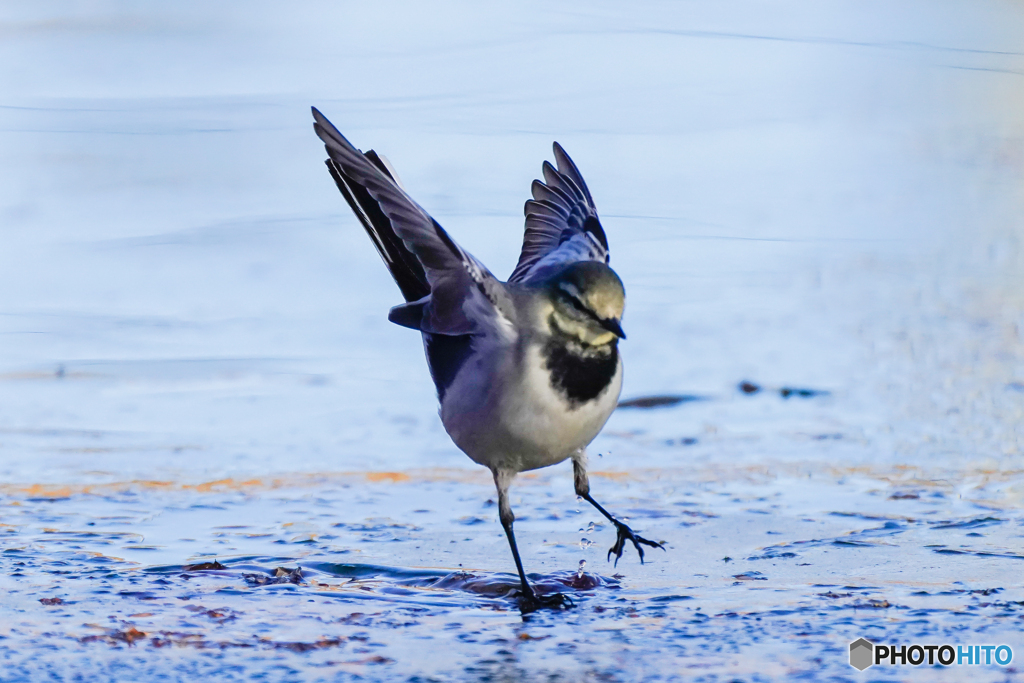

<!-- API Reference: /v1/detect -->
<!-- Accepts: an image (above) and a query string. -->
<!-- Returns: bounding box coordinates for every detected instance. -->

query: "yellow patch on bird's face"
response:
[587,330,617,345]
[557,276,625,322]
[549,310,618,346]
[582,284,624,322]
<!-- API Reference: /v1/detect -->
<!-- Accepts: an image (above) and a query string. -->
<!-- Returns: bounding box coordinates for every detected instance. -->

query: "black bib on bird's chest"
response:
[542,336,618,407]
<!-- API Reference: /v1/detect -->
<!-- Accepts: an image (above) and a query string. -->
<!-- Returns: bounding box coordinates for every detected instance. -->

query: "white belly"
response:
[440,341,622,473]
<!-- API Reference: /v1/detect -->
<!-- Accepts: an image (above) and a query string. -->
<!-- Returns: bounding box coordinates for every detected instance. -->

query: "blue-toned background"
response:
[1,2,1022,680]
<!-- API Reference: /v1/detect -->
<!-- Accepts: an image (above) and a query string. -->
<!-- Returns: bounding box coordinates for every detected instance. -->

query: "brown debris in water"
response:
[517,633,551,641]
[82,626,147,646]
[244,566,304,586]
[39,597,63,605]
[80,629,354,652]
[184,604,239,623]
[852,598,891,609]
[269,637,345,652]
[564,572,601,590]
[183,560,226,571]
[327,656,393,666]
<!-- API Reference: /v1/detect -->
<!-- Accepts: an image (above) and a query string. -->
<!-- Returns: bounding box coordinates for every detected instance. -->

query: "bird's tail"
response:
[317,112,430,303]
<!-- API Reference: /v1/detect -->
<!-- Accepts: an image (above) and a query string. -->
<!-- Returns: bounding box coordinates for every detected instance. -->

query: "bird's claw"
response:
[607,521,665,566]
[518,589,574,614]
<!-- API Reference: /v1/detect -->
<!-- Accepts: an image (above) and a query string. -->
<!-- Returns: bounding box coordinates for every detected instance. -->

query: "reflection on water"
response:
[1,0,1023,680]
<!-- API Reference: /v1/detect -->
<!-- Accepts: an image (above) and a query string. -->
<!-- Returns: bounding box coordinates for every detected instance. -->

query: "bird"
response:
[312,108,664,612]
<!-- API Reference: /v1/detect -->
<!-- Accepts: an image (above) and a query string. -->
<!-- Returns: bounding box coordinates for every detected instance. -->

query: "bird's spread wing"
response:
[312,108,512,335]
[508,143,609,284]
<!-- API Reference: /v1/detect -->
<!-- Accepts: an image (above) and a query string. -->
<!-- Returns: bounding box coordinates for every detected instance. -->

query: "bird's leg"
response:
[573,453,665,567]
[493,469,572,614]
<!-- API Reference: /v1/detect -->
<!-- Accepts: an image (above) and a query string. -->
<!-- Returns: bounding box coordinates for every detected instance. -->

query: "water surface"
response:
[1,1,1023,680]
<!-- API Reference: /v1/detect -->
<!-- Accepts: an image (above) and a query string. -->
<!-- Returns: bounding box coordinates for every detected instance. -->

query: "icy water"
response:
[2,2,1024,681]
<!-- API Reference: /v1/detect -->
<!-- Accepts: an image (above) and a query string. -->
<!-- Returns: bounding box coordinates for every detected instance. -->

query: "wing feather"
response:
[509,143,609,284]
[313,107,511,335]
[530,180,574,213]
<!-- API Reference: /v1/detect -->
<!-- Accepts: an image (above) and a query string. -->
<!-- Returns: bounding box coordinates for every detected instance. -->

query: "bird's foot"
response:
[607,520,665,566]
[517,588,574,614]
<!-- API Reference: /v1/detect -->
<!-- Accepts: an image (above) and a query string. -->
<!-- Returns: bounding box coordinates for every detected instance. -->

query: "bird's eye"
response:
[566,294,589,314]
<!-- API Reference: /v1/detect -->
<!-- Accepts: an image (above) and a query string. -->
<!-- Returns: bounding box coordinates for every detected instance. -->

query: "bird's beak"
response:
[600,317,626,339]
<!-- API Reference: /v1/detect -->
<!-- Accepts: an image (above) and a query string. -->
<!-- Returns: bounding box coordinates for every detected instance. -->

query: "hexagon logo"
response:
[849,638,874,671]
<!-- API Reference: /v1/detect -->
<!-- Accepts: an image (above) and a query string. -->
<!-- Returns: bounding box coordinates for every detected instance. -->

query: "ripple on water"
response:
[0,467,1021,681]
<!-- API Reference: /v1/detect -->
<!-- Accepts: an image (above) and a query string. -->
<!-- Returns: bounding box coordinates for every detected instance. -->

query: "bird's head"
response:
[546,261,625,346]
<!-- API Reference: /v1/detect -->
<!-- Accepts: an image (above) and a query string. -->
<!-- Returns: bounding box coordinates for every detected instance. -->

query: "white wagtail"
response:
[312,108,664,612]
